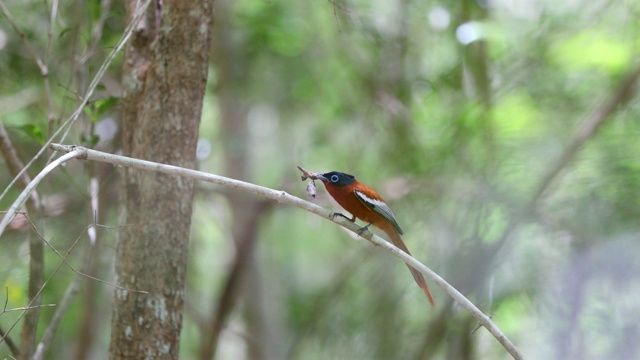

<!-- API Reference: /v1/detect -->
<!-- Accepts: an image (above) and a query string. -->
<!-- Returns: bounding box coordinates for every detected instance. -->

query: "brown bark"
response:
[108,0,213,358]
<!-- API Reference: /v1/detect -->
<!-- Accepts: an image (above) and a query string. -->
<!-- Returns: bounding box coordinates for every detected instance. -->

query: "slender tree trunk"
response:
[108,0,213,358]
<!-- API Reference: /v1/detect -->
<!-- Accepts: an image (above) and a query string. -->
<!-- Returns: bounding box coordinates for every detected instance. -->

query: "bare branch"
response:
[0,0,154,205]
[492,64,640,253]
[2,289,55,315]
[0,0,48,76]
[0,219,144,350]
[22,217,145,293]
[0,124,41,209]
[32,223,98,360]
[327,0,351,31]
[0,224,88,348]
[0,0,58,127]
[86,0,115,62]
[0,291,19,357]
[0,149,86,237]
[2,305,56,313]
[49,144,525,360]
[0,324,19,358]
[529,65,640,204]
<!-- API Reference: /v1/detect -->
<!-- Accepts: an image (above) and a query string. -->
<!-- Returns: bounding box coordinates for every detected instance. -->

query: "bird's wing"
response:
[354,189,404,235]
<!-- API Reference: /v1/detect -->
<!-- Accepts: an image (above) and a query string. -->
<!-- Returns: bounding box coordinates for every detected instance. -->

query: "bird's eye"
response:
[330,175,339,183]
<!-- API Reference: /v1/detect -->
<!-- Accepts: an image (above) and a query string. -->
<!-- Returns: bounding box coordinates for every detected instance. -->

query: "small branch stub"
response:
[297,165,321,181]
[297,165,321,199]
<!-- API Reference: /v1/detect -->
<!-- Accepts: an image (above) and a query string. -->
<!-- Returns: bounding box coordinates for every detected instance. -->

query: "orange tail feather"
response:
[380,224,436,307]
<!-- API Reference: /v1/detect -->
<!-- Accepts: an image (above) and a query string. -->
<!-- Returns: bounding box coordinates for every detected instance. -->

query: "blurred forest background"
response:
[1,0,640,359]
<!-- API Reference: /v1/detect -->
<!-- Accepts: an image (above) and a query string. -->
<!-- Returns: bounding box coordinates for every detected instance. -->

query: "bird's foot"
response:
[357,223,373,236]
[331,212,354,222]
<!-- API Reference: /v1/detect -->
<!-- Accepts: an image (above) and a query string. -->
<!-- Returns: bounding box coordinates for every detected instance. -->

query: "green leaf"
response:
[80,134,100,147]
[58,27,73,40]
[84,96,120,123]
[93,96,120,118]
[16,124,45,144]
[83,105,96,122]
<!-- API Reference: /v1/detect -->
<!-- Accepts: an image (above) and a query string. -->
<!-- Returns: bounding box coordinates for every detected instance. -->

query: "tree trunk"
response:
[109,0,213,358]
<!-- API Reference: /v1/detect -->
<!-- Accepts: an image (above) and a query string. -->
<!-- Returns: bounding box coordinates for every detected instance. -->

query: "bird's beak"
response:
[313,172,329,183]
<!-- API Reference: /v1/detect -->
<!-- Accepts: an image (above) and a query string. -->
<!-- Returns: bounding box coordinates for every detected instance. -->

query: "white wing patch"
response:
[354,190,404,235]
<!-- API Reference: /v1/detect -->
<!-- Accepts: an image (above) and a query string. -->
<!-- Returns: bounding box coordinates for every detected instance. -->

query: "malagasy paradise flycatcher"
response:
[298,166,435,307]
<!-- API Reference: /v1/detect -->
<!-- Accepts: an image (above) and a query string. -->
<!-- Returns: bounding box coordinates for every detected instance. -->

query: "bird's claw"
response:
[330,212,350,221]
[357,223,372,236]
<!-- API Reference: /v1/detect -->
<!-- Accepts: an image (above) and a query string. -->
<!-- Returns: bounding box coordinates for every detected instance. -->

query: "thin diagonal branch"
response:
[0,324,19,357]
[0,0,48,75]
[0,290,20,358]
[0,124,41,208]
[493,64,640,253]
[22,216,144,293]
[530,65,640,203]
[32,222,99,360]
[0,219,90,348]
[48,144,525,360]
[0,219,146,351]
[0,0,57,129]
[0,0,153,205]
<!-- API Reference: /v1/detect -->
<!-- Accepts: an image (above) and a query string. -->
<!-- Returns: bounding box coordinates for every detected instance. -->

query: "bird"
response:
[315,171,435,307]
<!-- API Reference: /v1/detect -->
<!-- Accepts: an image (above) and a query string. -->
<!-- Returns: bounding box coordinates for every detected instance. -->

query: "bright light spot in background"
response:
[456,22,485,45]
[196,139,212,160]
[95,117,118,142]
[428,6,451,31]
[0,29,7,50]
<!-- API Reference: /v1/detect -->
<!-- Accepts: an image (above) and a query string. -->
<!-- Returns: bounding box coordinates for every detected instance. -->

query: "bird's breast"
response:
[325,185,380,224]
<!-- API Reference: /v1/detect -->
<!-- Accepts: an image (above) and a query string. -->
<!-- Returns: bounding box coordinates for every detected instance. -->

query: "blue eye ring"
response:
[330,174,339,183]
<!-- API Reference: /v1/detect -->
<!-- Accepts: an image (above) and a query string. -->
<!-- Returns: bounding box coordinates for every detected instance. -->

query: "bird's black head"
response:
[319,171,356,187]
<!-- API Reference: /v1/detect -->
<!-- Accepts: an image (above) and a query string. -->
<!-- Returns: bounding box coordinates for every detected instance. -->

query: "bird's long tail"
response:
[380,224,436,307]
